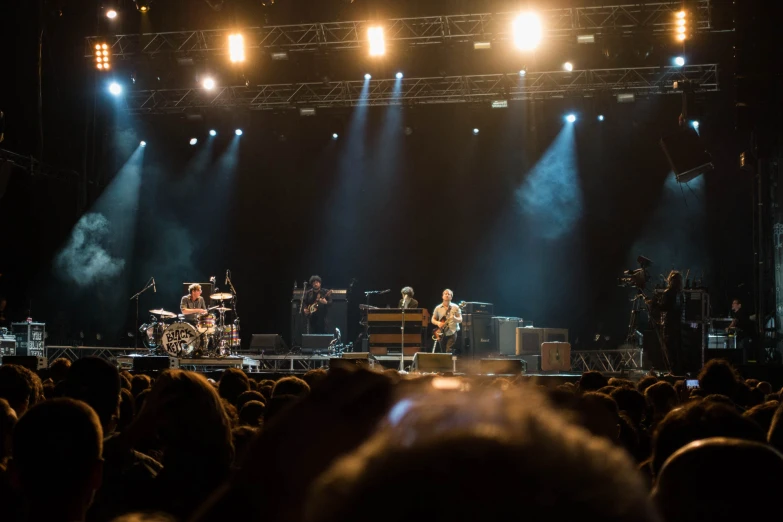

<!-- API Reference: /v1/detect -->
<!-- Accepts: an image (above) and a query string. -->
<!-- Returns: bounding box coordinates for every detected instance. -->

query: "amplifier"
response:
[302,334,334,353]
[464,314,493,358]
[460,302,494,315]
[543,328,569,343]
[249,334,288,354]
[492,317,521,355]
[11,322,45,357]
[412,353,453,373]
[541,342,571,372]
[1,334,16,356]
[516,327,544,355]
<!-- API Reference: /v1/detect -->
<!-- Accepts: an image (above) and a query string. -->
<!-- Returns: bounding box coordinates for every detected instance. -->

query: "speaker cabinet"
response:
[541,342,571,372]
[492,317,521,355]
[330,352,376,370]
[516,327,544,355]
[479,358,525,375]
[412,353,453,373]
[249,334,288,354]
[132,356,179,372]
[1,355,47,370]
[464,314,493,359]
[543,328,569,343]
[302,334,333,350]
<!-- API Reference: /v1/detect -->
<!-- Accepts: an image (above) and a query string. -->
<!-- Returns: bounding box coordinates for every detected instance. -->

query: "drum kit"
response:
[140,291,239,358]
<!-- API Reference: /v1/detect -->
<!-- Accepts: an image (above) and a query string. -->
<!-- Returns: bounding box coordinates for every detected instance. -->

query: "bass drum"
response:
[161,322,205,357]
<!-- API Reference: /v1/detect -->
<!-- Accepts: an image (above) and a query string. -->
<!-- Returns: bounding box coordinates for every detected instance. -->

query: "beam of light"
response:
[519,69,527,77]
[228,33,245,63]
[516,123,581,240]
[108,82,122,95]
[597,115,604,121]
[368,26,385,56]
[512,12,542,51]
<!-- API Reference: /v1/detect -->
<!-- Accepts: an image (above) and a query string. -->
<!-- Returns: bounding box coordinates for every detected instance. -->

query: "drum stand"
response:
[129,278,155,350]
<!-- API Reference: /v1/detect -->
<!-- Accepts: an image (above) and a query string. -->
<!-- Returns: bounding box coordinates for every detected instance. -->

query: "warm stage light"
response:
[209,129,217,137]
[95,44,101,50]
[563,62,574,72]
[368,26,385,56]
[140,141,147,147]
[519,69,527,77]
[235,129,243,136]
[472,128,479,135]
[108,82,122,95]
[396,72,403,79]
[203,77,216,90]
[364,73,372,80]
[566,114,577,123]
[674,56,685,66]
[189,138,198,145]
[229,34,245,63]
[95,43,111,70]
[676,10,686,19]
[136,0,151,12]
[332,133,338,139]
[106,9,117,19]
[512,12,542,51]
[676,34,686,42]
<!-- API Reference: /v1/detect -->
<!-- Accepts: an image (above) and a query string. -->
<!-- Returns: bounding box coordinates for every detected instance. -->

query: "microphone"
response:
[226,270,229,286]
[152,277,156,293]
[379,289,391,294]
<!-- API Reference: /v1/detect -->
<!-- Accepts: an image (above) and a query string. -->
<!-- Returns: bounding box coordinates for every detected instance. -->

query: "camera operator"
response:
[658,271,690,375]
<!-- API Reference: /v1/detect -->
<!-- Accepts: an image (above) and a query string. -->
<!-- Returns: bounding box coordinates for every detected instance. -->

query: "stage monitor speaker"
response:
[412,353,453,373]
[479,358,525,375]
[543,328,569,343]
[516,327,544,355]
[249,334,288,354]
[541,342,571,372]
[660,127,714,184]
[465,314,493,358]
[1,355,47,370]
[302,334,334,350]
[132,356,179,372]
[492,317,521,355]
[330,353,376,370]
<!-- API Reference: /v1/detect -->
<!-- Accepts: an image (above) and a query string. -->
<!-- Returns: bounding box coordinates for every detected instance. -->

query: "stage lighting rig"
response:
[675,10,688,41]
[512,12,542,51]
[94,43,110,71]
[229,33,245,63]
[105,9,117,19]
[135,0,152,13]
[368,26,385,57]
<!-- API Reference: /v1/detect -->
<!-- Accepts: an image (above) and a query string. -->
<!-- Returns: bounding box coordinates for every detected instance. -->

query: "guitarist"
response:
[303,275,332,334]
[431,289,462,353]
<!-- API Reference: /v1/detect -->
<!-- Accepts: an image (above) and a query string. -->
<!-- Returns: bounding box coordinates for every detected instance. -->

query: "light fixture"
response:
[491,100,508,109]
[332,133,339,139]
[675,10,688,41]
[202,77,216,90]
[577,34,595,44]
[395,72,403,79]
[597,115,605,122]
[473,41,491,50]
[235,129,243,136]
[271,51,288,61]
[94,43,110,71]
[209,129,217,137]
[566,114,577,123]
[189,138,198,146]
[135,0,151,12]
[229,34,245,63]
[472,128,479,135]
[368,26,385,56]
[364,73,372,80]
[519,69,527,77]
[617,93,635,103]
[106,9,117,19]
[563,62,574,72]
[108,82,122,95]
[691,120,700,130]
[140,140,147,147]
[512,12,543,51]
[299,107,316,117]
[674,56,686,66]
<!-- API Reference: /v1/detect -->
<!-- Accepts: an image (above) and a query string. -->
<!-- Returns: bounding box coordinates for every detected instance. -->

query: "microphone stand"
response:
[400,302,406,372]
[129,278,155,350]
[226,271,239,355]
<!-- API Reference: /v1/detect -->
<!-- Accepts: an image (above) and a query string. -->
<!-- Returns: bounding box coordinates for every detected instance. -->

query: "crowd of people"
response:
[1,357,782,522]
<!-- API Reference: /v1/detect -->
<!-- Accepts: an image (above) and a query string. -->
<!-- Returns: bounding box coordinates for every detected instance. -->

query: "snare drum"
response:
[161,322,205,356]
[197,313,216,334]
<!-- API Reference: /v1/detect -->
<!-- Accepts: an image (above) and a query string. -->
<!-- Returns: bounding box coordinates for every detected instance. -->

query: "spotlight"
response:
[135,0,151,12]
[395,72,403,79]
[472,128,479,135]
[235,129,243,136]
[566,114,577,123]
[332,133,339,139]
[228,34,245,63]
[209,129,217,137]
[368,26,385,57]
[675,10,688,41]
[519,69,527,77]
[597,115,605,122]
[106,9,117,19]
[140,140,147,147]
[674,56,686,66]
[108,82,122,95]
[512,12,543,51]
[202,77,216,90]
[364,73,372,80]
[94,42,110,71]
[189,138,198,146]
[691,120,700,130]
[563,62,574,72]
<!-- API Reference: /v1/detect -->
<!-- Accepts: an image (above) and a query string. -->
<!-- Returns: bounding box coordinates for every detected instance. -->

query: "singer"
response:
[180,283,207,320]
[399,287,418,309]
[303,275,332,334]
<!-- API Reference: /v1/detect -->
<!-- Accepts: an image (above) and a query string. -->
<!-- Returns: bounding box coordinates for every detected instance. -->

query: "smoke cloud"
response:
[56,213,126,286]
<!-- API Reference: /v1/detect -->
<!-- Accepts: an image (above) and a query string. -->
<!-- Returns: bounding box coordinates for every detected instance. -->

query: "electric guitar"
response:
[432,305,456,341]
[305,289,332,314]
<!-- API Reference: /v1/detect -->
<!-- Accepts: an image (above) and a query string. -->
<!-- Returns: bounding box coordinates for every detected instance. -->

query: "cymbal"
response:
[212,307,232,312]
[149,309,177,318]
[210,292,233,301]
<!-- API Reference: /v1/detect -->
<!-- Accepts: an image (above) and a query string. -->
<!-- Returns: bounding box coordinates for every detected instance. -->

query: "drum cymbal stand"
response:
[226,270,239,355]
[129,277,155,350]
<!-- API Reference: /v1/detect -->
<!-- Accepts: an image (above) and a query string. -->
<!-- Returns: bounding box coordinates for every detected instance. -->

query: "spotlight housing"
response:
[202,77,216,90]
[108,82,122,95]
[235,129,243,136]
[566,114,577,123]
[512,12,543,51]
[189,138,198,146]
[106,9,117,19]
[597,115,605,122]
[472,128,479,135]
[94,43,111,71]
[140,140,147,147]
[209,129,217,137]
[368,26,385,57]
[519,69,527,77]
[332,133,339,139]
[674,56,686,66]
[364,73,372,80]
[563,62,574,72]
[135,0,151,12]
[395,72,403,79]
[229,33,245,63]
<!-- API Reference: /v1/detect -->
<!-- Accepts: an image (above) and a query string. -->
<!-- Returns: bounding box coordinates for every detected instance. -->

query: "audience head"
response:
[0,398,17,467]
[645,381,679,419]
[610,387,646,427]
[239,400,266,427]
[302,369,328,389]
[652,438,783,522]
[757,381,773,395]
[273,376,311,398]
[118,388,136,432]
[236,390,265,411]
[231,426,258,465]
[0,364,33,415]
[637,375,659,394]
[218,368,251,405]
[765,401,783,453]
[743,401,778,434]
[651,400,764,476]
[131,374,152,398]
[62,356,121,433]
[48,357,72,383]
[578,371,609,393]
[11,398,103,515]
[698,359,739,399]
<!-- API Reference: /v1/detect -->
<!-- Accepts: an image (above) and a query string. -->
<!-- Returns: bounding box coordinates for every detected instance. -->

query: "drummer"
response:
[180,283,207,322]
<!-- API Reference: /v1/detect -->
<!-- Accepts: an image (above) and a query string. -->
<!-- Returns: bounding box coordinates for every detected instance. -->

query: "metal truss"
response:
[121,64,718,114]
[86,1,711,58]
[571,348,644,373]
[46,345,144,363]
[245,354,331,372]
